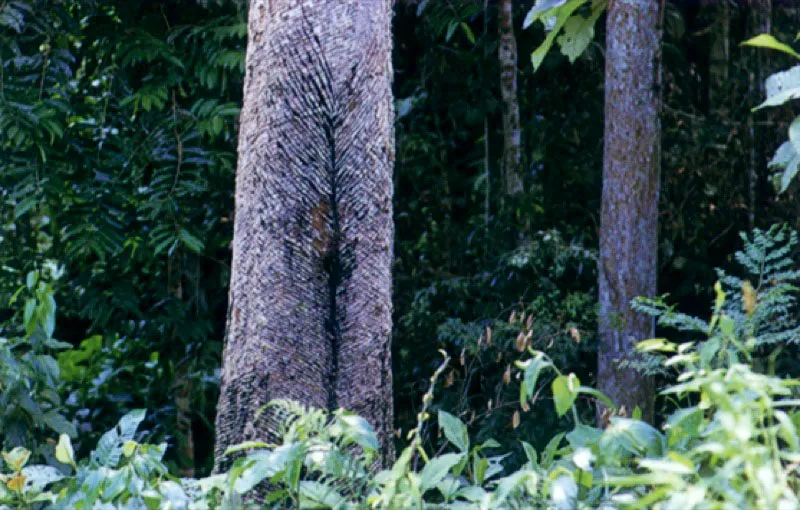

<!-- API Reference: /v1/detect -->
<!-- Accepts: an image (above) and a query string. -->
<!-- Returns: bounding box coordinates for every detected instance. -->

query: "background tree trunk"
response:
[498,0,523,196]
[214,0,395,471]
[748,0,771,229]
[597,0,664,424]
[708,0,730,108]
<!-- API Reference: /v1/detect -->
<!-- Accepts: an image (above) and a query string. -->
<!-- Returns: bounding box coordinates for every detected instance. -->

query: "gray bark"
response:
[498,0,524,196]
[214,0,395,471]
[597,0,663,424]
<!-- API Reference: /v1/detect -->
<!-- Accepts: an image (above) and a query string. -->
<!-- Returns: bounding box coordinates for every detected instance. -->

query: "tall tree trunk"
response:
[748,0,771,229]
[597,0,664,424]
[170,251,195,477]
[214,0,395,471]
[708,0,730,108]
[484,0,491,231]
[498,0,523,196]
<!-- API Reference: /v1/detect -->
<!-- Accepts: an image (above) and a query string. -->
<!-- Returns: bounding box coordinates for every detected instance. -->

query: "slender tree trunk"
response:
[498,0,523,196]
[708,0,729,108]
[597,0,664,424]
[214,0,395,471]
[484,0,491,236]
[170,251,195,478]
[748,0,771,229]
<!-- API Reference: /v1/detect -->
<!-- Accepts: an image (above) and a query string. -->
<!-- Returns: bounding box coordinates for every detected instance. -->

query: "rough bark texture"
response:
[498,0,523,196]
[597,0,663,424]
[214,0,395,471]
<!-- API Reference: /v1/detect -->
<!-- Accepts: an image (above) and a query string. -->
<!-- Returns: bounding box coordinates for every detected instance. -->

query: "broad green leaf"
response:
[769,140,800,193]
[336,412,379,452]
[521,441,538,468]
[566,424,602,449]
[438,410,469,452]
[756,65,800,109]
[23,298,36,335]
[25,271,36,290]
[790,116,800,154]
[233,460,273,495]
[122,440,137,457]
[42,410,77,437]
[473,456,489,485]
[493,470,538,504]
[551,374,579,417]
[530,0,589,71]
[455,485,487,502]
[523,0,569,29]
[2,447,31,472]
[523,352,551,401]
[21,465,64,492]
[92,433,120,467]
[742,34,800,59]
[55,434,75,467]
[159,480,189,505]
[419,453,464,491]
[118,409,146,441]
[541,432,565,467]
[556,1,605,63]
[299,481,346,508]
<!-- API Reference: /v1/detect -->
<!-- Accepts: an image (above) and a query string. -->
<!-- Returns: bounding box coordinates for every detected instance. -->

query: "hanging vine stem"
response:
[170,90,184,196]
[409,350,450,471]
[38,38,50,100]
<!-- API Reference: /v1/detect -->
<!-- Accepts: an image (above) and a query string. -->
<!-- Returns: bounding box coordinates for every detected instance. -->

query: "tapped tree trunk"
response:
[214,0,395,471]
[597,0,664,424]
[498,0,524,196]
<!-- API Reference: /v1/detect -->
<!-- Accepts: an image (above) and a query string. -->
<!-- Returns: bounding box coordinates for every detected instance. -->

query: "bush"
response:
[4,278,799,509]
[3,228,800,508]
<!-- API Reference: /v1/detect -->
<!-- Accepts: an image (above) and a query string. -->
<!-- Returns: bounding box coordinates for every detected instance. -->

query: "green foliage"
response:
[744,33,800,192]
[399,229,598,457]
[0,269,75,455]
[1,253,799,509]
[633,225,800,376]
[0,0,245,472]
[523,0,607,71]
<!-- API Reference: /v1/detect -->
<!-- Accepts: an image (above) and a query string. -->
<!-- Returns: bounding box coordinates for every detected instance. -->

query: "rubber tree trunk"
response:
[498,0,524,196]
[597,0,664,424]
[214,0,395,471]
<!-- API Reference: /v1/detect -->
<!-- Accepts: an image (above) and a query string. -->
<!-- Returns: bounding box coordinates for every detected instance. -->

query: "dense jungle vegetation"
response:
[3,0,800,507]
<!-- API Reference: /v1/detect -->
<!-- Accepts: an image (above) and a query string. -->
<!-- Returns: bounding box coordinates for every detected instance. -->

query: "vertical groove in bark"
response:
[498,0,523,196]
[748,0,771,229]
[214,0,395,471]
[597,0,664,424]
